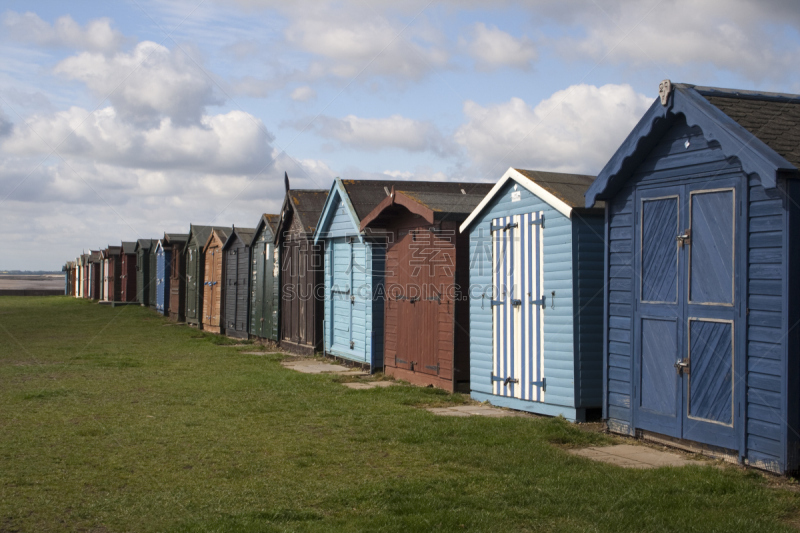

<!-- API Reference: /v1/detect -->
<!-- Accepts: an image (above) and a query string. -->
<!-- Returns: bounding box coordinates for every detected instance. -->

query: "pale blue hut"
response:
[313,178,391,371]
[460,168,605,421]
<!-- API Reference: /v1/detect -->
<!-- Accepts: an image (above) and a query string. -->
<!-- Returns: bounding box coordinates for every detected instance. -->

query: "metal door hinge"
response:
[532,378,546,391]
[531,215,545,228]
[491,222,518,233]
[491,299,504,306]
[530,295,545,308]
[425,364,439,374]
[491,373,519,386]
[674,358,690,375]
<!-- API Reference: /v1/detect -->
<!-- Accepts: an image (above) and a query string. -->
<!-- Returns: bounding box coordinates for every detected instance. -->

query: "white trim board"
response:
[459,167,574,233]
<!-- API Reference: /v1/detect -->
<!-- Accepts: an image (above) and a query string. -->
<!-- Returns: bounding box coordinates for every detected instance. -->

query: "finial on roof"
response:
[659,79,673,106]
[284,171,290,192]
[390,185,395,200]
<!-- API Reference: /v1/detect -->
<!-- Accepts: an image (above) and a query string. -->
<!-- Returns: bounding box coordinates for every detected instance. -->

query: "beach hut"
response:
[76,254,86,298]
[584,81,800,474]
[313,179,400,370]
[360,181,494,391]
[119,242,137,302]
[100,249,110,302]
[184,225,231,328]
[104,246,122,302]
[166,233,189,322]
[89,251,102,300]
[63,262,74,296]
[249,214,281,341]
[222,227,256,339]
[274,174,328,355]
[154,240,170,315]
[202,228,232,334]
[135,239,155,306]
[148,244,158,310]
[459,168,604,421]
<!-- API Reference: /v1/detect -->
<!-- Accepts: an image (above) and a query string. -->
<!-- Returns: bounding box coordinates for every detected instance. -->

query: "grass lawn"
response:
[0,297,799,532]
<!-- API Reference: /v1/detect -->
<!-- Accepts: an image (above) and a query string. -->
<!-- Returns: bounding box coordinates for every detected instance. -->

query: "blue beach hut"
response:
[585,81,800,474]
[460,168,605,421]
[313,178,392,371]
[155,239,171,315]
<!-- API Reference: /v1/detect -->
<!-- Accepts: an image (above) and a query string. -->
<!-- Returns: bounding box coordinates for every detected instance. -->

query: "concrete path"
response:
[569,444,703,469]
[281,359,369,376]
[342,381,396,390]
[426,405,523,418]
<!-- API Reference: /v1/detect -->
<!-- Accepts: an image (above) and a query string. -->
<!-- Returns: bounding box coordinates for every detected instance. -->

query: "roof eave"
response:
[585,85,797,207]
[459,168,574,233]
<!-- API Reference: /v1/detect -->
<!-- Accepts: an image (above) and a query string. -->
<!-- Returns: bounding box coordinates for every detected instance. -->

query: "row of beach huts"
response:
[59,82,800,475]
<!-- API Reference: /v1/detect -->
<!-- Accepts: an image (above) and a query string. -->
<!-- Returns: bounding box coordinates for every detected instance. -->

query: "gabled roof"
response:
[89,250,102,263]
[185,225,231,251]
[460,168,602,232]
[106,246,121,256]
[586,82,800,207]
[359,181,494,230]
[121,241,137,254]
[164,233,189,245]
[274,189,329,242]
[251,214,280,245]
[203,227,232,252]
[135,239,156,252]
[223,227,256,250]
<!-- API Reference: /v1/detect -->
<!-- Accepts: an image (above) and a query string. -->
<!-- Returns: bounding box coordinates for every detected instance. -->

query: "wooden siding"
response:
[250,224,279,341]
[467,181,584,418]
[605,117,787,470]
[318,196,386,369]
[185,239,202,326]
[119,253,136,302]
[202,234,225,334]
[148,249,158,309]
[169,243,186,322]
[136,248,150,306]
[224,235,251,339]
[572,212,605,409]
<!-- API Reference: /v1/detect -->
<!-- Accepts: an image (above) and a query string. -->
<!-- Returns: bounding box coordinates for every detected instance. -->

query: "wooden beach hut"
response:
[148,243,158,310]
[166,233,188,322]
[63,262,75,296]
[154,240,170,315]
[104,246,122,302]
[76,254,87,298]
[119,242,137,302]
[459,168,604,421]
[100,249,110,302]
[584,81,800,474]
[184,225,231,328]
[360,182,494,391]
[274,174,328,355]
[249,214,281,341]
[89,251,102,300]
[202,228,232,334]
[313,179,398,370]
[222,227,256,339]
[135,239,155,306]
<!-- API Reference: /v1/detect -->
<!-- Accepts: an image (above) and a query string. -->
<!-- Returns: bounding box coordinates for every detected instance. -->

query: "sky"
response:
[1,0,800,270]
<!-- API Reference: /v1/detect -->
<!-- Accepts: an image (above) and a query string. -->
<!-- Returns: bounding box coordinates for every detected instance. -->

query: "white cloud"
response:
[2,11,124,52]
[383,169,448,181]
[290,85,316,101]
[454,83,652,176]
[54,41,221,125]
[284,12,449,81]
[292,114,457,157]
[2,106,275,175]
[466,23,537,71]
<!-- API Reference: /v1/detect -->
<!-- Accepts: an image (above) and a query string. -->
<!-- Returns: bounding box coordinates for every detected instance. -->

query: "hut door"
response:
[156,251,163,311]
[331,238,354,353]
[491,213,545,401]
[103,260,109,301]
[252,240,265,337]
[634,182,738,448]
[211,249,222,327]
[186,248,197,320]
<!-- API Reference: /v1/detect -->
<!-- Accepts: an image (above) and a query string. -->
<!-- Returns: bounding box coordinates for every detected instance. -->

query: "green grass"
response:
[0,297,798,532]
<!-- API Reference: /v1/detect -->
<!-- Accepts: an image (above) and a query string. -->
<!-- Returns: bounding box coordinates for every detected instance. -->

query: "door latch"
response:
[674,358,690,375]
[676,229,691,248]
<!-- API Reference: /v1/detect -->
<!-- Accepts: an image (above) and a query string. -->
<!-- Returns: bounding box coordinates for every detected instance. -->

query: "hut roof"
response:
[223,227,257,250]
[186,225,231,250]
[586,82,800,207]
[360,182,494,230]
[106,246,121,256]
[121,242,137,254]
[164,233,189,244]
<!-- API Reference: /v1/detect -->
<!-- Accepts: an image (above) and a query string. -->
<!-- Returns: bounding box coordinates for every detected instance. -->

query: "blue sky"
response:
[2,0,800,269]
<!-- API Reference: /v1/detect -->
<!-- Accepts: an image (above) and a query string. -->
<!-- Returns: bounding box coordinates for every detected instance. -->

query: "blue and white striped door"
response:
[491,213,545,402]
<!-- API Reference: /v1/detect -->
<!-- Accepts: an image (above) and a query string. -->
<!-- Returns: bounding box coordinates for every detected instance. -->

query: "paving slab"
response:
[281,360,369,376]
[341,381,396,390]
[569,444,702,469]
[239,351,281,356]
[426,405,522,418]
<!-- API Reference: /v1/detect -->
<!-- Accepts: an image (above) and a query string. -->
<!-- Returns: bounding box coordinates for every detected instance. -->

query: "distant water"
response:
[0,275,65,291]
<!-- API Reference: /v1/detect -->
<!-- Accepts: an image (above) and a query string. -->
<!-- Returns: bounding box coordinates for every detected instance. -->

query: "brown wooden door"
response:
[211,248,222,327]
